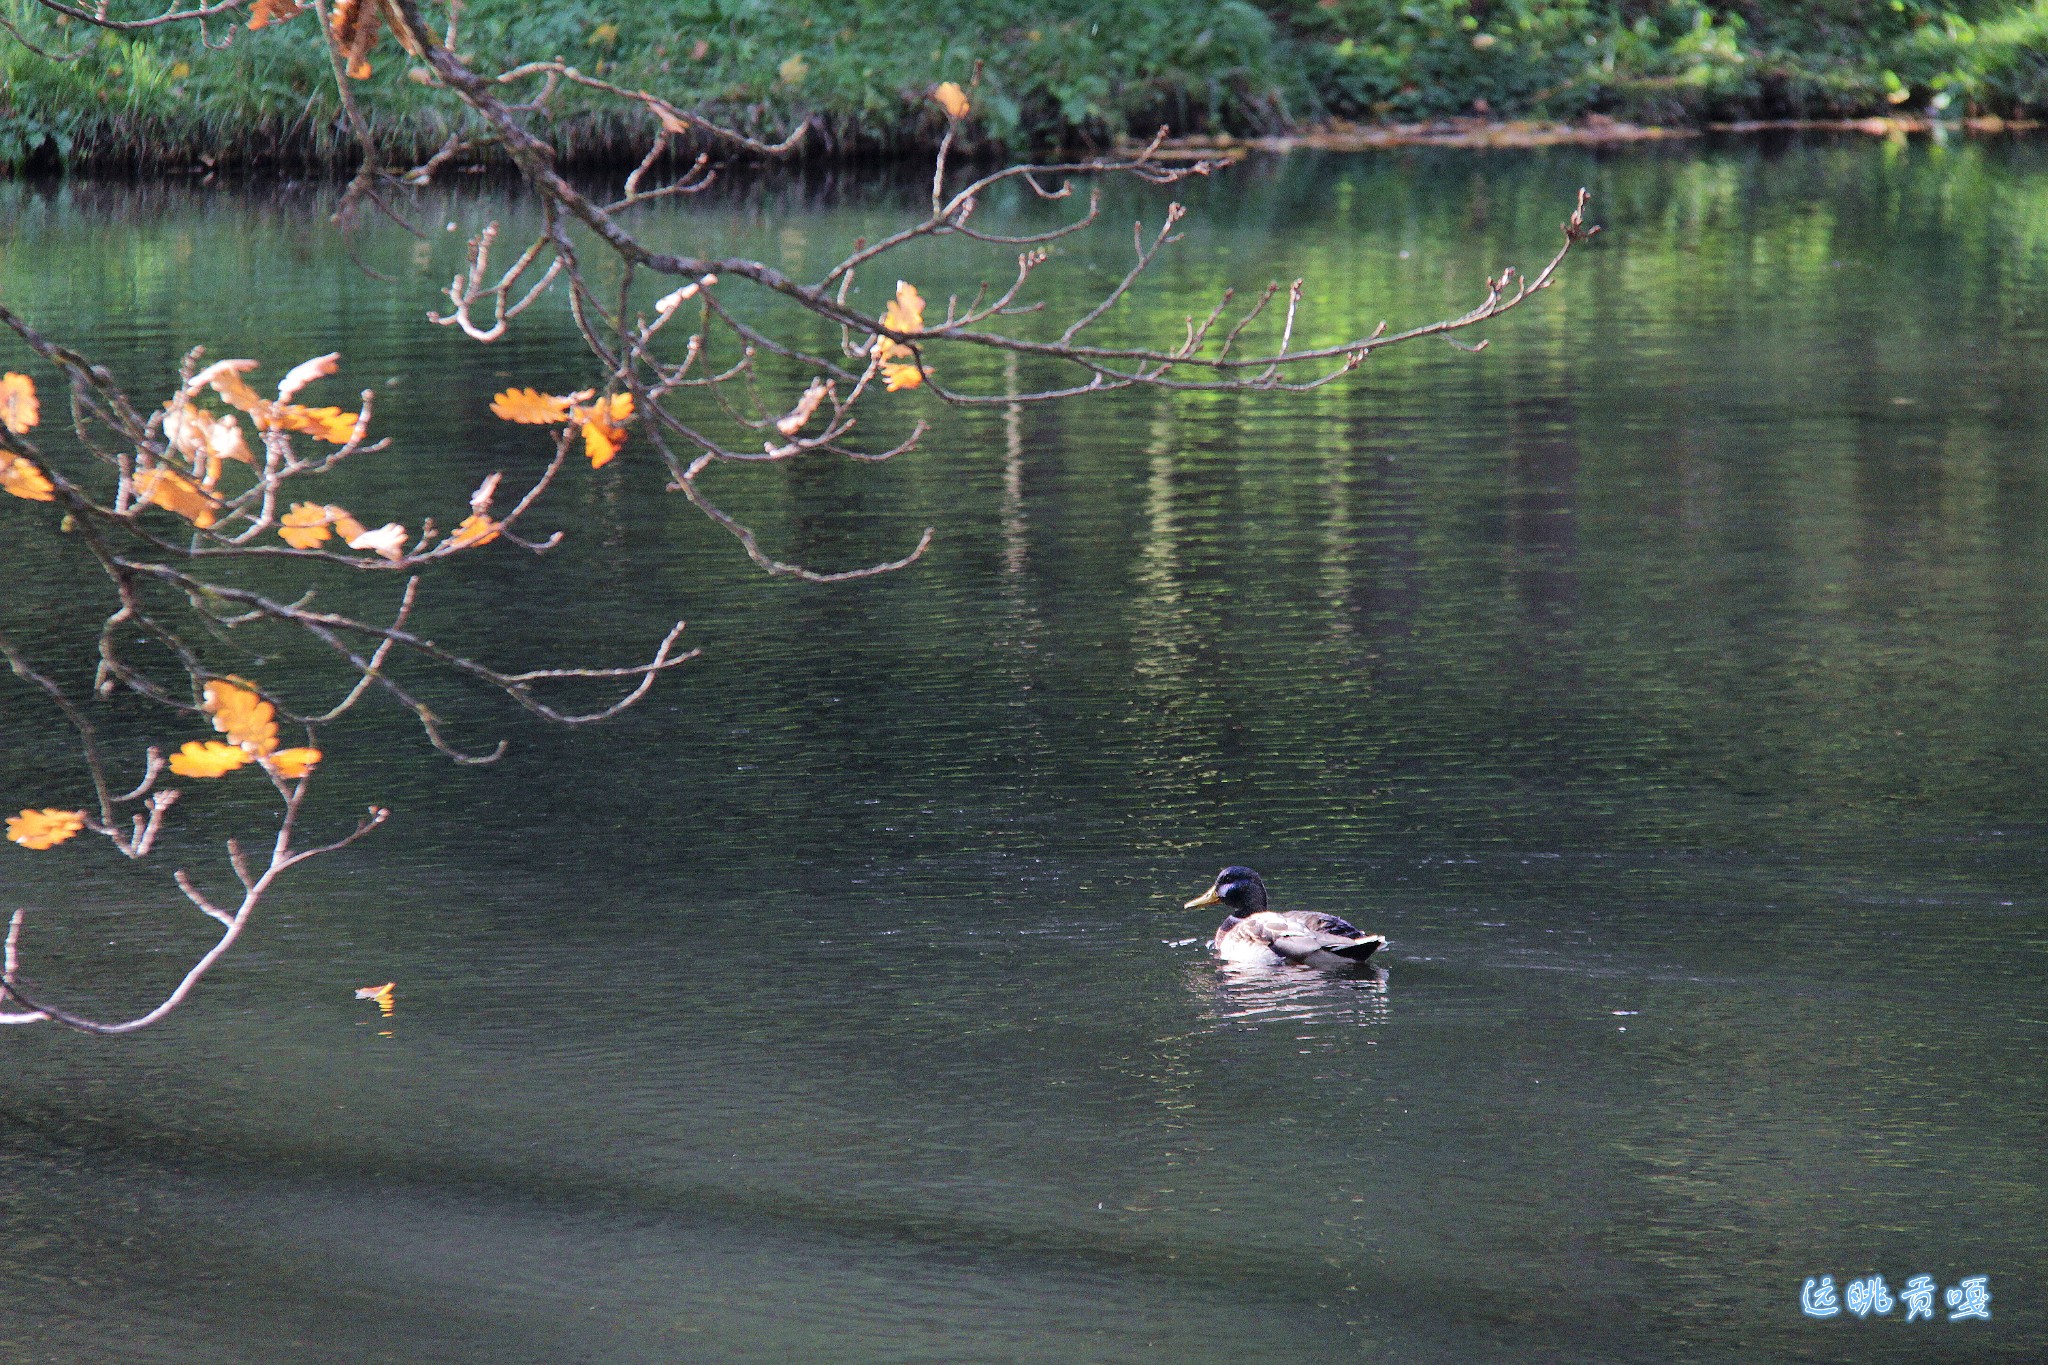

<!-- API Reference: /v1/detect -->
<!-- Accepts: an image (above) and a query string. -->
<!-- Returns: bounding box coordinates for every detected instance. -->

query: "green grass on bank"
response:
[3,0,2047,170]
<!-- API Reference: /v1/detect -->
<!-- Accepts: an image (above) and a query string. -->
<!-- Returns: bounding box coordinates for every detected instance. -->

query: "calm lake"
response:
[1,138,2043,1363]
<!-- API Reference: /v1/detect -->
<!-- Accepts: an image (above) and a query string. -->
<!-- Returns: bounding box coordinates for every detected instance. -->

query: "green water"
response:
[0,139,2043,1362]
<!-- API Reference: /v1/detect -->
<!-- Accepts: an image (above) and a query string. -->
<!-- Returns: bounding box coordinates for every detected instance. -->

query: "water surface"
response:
[0,139,2043,1362]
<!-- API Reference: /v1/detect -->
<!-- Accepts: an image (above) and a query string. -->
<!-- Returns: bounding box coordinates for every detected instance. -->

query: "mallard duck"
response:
[1185,866,1386,967]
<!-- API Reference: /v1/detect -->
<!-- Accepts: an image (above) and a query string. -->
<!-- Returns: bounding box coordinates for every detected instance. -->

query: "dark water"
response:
[1,139,2043,1362]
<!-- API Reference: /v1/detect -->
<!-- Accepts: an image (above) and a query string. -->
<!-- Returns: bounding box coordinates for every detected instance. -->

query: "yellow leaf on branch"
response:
[328,506,369,545]
[279,502,335,549]
[6,808,84,849]
[0,372,39,434]
[190,358,264,411]
[495,388,632,467]
[581,421,623,467]
[881,362,924,392]
[572,393,633,468]
[168,740,252,778]
[134,466,222,528]
[202,677,279,755]
[331,0,382,79]
[189,355,359,444]
[248,0,305,29]
[877,280,925,361]
[267,747,323,779]
[490,387,580,425]
[166,399,253,481]
[935,81,971,120]
[0,450,55,502]
[272,405,358,443]
[449,514,500,548]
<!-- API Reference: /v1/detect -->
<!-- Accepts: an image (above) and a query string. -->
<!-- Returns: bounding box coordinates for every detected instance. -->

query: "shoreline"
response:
[1147,114,2044,156]
[9,113,2043,184]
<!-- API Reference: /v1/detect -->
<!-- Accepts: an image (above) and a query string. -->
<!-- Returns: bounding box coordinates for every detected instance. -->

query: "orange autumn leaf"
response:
[0,451,55,502]
[327,505,369,545]
[248,0,305,28]
[331,0,382,78]
[6,808,85,850]
[273,404,359,444]
[494,387,631,465]
[134,466,222,528]
[168,740,253,778]
[881,361,925,392]
[877,280,925,361]
[934,81,971,119]
[203,678,279,755]
[490,387,582,424]
[0,372,38,434]
[166,399,253,478]
[267,747,323,779]
[279,501,335,549]
[574,392,634,426]
[191,358,264,411]
[581,419,625,467]
[449,514,500,548]
[575,394,634,467]
[191,357,357,444]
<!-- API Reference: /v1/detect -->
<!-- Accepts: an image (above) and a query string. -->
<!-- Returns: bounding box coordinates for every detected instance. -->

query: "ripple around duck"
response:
[1188,959,1394,1034]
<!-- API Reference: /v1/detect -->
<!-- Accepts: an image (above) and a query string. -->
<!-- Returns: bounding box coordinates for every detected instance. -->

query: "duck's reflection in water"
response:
[1189,958,1391,1033]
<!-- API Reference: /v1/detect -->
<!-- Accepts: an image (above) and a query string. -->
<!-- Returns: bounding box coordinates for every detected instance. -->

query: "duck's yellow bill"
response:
[1185,887,1223,909]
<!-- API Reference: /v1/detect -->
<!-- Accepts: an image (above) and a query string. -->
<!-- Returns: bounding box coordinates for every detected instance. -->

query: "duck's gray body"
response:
[1212,910,1386,967]
[1188,866,1386,969]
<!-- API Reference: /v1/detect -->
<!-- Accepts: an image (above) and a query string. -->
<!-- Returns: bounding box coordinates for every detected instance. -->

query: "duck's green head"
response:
[1185,865,1268,916]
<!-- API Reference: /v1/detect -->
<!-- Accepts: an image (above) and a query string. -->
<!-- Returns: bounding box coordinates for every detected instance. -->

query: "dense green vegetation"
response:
[2,0,2047,168]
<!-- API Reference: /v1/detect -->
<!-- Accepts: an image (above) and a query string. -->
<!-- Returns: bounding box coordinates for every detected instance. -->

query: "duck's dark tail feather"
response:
[1329,935,1386,962]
